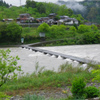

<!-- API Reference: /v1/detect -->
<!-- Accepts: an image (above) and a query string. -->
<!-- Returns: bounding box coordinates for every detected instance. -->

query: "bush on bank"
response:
[0,22,22,43]
[0,49,22,87]
[0,23,100,45]
[71,77,100,99]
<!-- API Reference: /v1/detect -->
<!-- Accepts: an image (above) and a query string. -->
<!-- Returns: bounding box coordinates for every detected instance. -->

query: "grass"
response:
[23,94,70,100]
[0,63,96,95]
[24,94,45,100]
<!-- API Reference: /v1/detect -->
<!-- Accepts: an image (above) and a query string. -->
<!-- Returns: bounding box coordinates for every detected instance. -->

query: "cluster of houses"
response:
[2,13,79,25]
[16,13,79,25]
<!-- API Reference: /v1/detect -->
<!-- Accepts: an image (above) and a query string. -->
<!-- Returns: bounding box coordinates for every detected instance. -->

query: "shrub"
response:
[47,25,58,38]
[0,22,8,42]
[6,22,22,42]
[37,22,49,33]
[82,32,100,44]
[78,25,91,33]
[0,22,22,43]
[92,65,100,82]
[85,86,99,98]
[0,49,22,87]
[70,26,77,32]
[71,77,86,98]
[58,24,66,31]
[0,92,11,98]
[22,27,31,33]
[91,24,98,31]
[46,25,67,39]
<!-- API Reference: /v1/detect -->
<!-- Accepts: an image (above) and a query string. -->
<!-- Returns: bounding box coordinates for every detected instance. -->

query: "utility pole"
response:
[20,0,21,6]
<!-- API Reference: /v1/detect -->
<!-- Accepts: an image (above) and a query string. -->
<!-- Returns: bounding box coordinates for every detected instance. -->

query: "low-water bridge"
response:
[21,41,99,64]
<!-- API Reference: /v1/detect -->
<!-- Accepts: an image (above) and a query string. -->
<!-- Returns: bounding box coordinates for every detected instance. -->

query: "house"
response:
[64,18,74,25]
[2,19,14,23]
[49,13,57,19]
[60,16,69,19]
[64,18,78,25]
[17,13,34,23]
[16,13,79,26]
[47,19,54,25]
[59,16,78,25]
[36,18,43,23]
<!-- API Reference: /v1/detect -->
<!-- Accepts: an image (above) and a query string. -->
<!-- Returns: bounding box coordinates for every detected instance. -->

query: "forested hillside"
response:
[0,0,100,24]
[58,0,100,24]
[0,0,84,23]
[79,0,100,23]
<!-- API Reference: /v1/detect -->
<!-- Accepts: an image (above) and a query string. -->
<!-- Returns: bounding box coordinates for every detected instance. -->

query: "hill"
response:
[58,0,100,24]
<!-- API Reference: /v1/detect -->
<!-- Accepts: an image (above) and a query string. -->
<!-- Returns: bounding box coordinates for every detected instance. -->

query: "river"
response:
[0,44,100,75]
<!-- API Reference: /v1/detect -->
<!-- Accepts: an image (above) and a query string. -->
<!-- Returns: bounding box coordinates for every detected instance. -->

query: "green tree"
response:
[54,15,60,20]
[0,49,21,87]
[0,22,8,42]
[26,0,37,8]
[36,2,46,14]
[87,7,98,22]
[44,3,59,15]
[0,22,22,43]
[67,8,73,16]
[0,0,9,7]
[70,26,77,32]
[57,5,69,16]
[37,22,49,33]
[78,25,91,33]
[6,22,22,42]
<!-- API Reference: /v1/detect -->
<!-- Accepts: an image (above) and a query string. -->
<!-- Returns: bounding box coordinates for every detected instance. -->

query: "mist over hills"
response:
[57,0,100,23]
[57,0,86,13]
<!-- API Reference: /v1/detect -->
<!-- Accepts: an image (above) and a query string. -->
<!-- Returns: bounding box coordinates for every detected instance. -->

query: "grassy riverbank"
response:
[0,62,100,99]
[0,24,100,46]
[20,24,100,45]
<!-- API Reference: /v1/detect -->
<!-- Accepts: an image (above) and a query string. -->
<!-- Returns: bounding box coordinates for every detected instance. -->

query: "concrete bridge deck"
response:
[21,44,100,64]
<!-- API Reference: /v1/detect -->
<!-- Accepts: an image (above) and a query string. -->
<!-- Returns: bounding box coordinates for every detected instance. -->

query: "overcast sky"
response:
[4,0,84,6]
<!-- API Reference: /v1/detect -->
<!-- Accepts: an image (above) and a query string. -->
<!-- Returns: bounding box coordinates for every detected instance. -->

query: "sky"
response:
[4,0,84,6]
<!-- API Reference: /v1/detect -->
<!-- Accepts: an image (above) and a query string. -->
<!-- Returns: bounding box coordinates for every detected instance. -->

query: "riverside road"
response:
[0,44,100,74]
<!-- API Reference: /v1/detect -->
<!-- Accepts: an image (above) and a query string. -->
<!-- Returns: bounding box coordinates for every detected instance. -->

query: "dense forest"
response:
[79,0,100,23]
[0,0,9,7]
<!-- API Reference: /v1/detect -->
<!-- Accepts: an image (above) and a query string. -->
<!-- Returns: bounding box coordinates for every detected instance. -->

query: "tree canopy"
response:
[0,0,9,7]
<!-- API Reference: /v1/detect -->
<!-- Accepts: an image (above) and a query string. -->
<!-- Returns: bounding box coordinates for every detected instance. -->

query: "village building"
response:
[59,16,79,25]
[36,18,43,23]
[2,19,13,23]
[48,13,57,19]
[16,13,78,26]
[17,13,34,23]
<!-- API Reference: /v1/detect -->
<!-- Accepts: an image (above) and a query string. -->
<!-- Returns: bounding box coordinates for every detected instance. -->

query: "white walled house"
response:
[59,17,79,25]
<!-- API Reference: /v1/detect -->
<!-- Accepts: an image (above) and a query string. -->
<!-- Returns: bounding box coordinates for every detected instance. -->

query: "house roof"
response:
[49,13,56,16]
[60,16,69,18]
[19,13,30,16]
